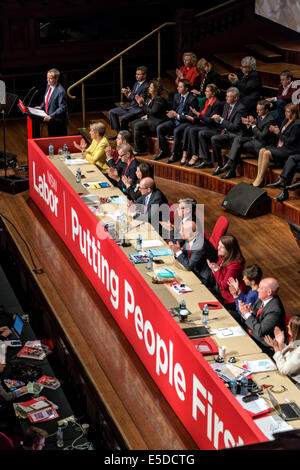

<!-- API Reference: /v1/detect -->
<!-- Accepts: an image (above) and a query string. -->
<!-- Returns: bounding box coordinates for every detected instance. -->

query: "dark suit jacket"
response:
[219,101,247,136]
[172,92,199,123]
[140,96,168,127]
[134,188,169,228]
[244,296,286,352]
[40,83,68,126]
[251,112,277,146]
[274,120,300,153]
[195,98,224,129]
[176,235,218,286]
[234,70,261,113]
[193,69,220,97]
[113,158,139,192]
[127,81,149,108]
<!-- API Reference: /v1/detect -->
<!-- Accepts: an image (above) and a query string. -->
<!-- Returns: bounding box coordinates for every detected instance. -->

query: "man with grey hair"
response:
[228,56,261,114]
[208,87,247,175]
[38,68,68,137]
[238,277,286,355]
[107,143,138,191]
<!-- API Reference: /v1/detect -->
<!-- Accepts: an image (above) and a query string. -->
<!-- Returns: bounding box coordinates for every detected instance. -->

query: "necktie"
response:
[144,195,149,213]
[256,304,264,318]
[45,87,52,113]
[176,96,185,125]
[187,242,191,260]
[221,105,232,134]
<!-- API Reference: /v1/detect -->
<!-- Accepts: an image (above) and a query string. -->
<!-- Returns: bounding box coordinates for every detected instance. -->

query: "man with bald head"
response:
[169,220,217,286]
[238,277,286,354]
[132,177,169,233]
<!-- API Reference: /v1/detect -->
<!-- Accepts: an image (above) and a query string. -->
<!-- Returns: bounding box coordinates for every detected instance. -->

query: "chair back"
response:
[209,216,229,249]
[0,432,14,450]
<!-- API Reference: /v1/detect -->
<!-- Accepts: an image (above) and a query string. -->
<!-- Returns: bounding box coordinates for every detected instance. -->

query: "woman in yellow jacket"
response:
[74,122,109,174]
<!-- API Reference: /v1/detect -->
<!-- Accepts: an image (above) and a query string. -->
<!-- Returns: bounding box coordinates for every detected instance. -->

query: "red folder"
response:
[198,301,223,310]
[191,337,219,356]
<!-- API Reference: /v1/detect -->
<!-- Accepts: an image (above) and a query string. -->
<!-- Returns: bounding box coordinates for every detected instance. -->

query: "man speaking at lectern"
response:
[38,68,68,137]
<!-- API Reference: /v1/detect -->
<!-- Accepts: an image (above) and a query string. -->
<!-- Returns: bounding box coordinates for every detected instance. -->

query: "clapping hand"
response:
[264,334,280,352]
[169,240,181,254]
[135,95,144,106]
[238,300,252,318]
[122,175,132,188]
[207,259,219,272]
[228,72,238,83]
[105,145,113,160]
[227,277,240,297]
[269,125,280,135]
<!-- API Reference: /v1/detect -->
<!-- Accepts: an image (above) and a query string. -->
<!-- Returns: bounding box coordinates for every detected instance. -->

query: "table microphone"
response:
[27,89,39,107]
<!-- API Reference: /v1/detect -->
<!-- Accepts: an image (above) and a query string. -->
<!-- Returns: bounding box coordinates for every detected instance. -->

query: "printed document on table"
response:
[66,158,88,165]
[236,395,272,415]
[244,359,277,373]
[254,414,293,440]
[214,326,246,338]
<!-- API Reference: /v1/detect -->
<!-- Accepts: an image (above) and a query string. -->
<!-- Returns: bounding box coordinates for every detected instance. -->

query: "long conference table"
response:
[28,135,300,450]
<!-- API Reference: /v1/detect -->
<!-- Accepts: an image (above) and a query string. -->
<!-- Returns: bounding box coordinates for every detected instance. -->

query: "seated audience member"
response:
[207,235,246,310]
[122,162,153,201]
[228,56,261,115]
[19,426,48,451]
[264,315,300,388]
[109,66,149,135]
[191,59,220,105]
[228,264,263,323]
[238,277,286,355]
[105,130,132,174]
[218,100,277,179]
[107,143,138,191]
[265,70,300,125]
[252,103,300,187]
[169,220,218,287]
[131,79,168,155]
[175,52,198,87]
[131,177,169,231]
[160,197,198,244]
[73,122,109,174]
[180,84,223,167]
[154,79,199,163]
[198,87,247,175]
[267,153,300,202]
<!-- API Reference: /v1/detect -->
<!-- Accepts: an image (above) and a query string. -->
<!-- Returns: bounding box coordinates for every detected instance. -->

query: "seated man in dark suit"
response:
[107,143,138,192]
[154,79,199,163]
[238,277,286,356]
[228,56,261,115]
[131,177,169,234]
[219,100,277,179]
[109,66,149,136]
[267,153,300,202]
[208,87,247,176]
[160,197,198,245]
[104,130,132,175]
[169,220,218,287]
[265,70,300,125]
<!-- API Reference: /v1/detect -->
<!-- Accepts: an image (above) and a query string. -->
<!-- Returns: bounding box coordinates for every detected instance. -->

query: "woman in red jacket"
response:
[207,235,246,310]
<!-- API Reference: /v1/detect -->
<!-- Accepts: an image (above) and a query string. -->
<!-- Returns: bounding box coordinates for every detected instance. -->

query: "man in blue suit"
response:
[39,68,68,137]
[154,79,199,163]
[109,66,149,137]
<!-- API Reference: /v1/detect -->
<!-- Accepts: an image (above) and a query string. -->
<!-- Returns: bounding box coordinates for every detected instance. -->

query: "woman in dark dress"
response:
[131,79,168,156]
[252,103,300,187]
[191,58,220,103]
[180,83,223,167]
[122,162,153,201]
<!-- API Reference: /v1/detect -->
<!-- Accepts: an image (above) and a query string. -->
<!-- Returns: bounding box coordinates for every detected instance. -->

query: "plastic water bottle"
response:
[63,143,68,155]
[66,151,71,160]
[136,234,142,251]
[202,304,209,325]
[76,167,81,183]
[147,252,153,271]
[56,426,64,448]
[230,378,237,396]
[48,143,54,158]
[240,376,248,396]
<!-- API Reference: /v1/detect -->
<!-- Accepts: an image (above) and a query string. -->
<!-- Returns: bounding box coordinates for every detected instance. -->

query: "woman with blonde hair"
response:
[175,52,198,87]
[252,103,300,187]
[264,315,300,387]
[191,58,220,102]
[74,122,109,173]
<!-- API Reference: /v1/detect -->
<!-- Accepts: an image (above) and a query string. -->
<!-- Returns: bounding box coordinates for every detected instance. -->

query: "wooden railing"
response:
[67,22,175,127]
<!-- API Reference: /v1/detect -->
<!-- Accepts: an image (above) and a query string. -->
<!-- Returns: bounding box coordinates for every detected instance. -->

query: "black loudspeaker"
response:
[221,182,270,218]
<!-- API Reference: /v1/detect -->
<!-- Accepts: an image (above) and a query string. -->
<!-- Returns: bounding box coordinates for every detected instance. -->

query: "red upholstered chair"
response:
[168,202,176,225]
[0,432,14,450]
[209,216,229,249]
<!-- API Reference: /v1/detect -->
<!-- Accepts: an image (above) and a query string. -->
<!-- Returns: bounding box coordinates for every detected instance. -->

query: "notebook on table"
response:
[267,390,300,421]
[182,326,210,339]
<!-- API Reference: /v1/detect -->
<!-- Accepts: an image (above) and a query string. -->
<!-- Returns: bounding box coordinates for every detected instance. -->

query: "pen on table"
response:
[209,317,218,321]
[260,374,270,380]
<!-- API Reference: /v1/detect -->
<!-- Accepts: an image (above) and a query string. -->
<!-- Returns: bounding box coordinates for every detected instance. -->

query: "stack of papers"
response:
[244,359,277,373]
[14,396,59,423]
[210,362,251,382]
[236,395,272,418]
[254,414,293,440]
[213,326,246,338]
